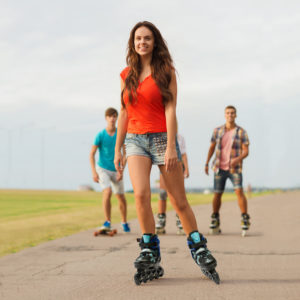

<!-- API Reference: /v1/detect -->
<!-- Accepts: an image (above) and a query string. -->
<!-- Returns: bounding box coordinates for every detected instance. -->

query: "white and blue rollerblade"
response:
[155,213,166,234]
[209,213,221,235]
[134,234,164,285]
[241,213,250,237]
[176,214,184,235]
[187,231,220,284]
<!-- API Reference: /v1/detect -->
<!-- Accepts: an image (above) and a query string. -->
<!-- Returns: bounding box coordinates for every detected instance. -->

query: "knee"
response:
[173,199,189,213]
[134,191,151,205]
[116,194,126,203]
[103,188,112,197]
[214,193,222,201]
[235,188,244,197]
[159,189,167,201]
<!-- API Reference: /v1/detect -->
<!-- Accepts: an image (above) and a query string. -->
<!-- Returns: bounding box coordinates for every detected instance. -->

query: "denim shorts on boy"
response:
[124,132,182,165]
[214,169,243,193]
[96,166,124,194]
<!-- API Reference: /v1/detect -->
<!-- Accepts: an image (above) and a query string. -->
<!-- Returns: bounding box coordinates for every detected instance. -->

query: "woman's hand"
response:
[114,150,124,177]
[183,168,189,178]
[164,146,178,172]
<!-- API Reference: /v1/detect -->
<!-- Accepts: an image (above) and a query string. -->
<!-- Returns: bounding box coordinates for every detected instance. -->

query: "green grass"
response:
[0,189,273,257]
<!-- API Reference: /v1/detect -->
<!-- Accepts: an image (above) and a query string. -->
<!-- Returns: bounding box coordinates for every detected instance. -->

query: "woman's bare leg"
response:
[127,156,154,234]
[159,162,197,235]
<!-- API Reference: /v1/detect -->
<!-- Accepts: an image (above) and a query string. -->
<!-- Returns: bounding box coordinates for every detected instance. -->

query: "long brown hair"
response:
[121,21,174,107]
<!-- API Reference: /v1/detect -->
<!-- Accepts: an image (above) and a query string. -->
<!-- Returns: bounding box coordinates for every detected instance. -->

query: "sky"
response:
[0,0,299,191]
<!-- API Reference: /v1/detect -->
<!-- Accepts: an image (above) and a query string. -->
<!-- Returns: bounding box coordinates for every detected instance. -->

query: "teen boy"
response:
[90,107,130,232]
[205,105,250,236]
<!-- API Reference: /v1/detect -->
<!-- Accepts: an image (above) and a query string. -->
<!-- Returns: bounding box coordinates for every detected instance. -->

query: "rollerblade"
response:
[241,213,250,237]
[187,231,220,285]
[209,213,221,235]
[155,213,166,234]
[175,214,184,235]
[134,234,164,285]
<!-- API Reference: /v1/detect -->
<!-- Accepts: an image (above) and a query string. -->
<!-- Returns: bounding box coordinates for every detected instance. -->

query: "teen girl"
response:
[114,21,220,285]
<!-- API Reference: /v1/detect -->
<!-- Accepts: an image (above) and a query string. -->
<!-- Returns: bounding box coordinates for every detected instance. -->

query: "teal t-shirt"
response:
[93,129,117,172]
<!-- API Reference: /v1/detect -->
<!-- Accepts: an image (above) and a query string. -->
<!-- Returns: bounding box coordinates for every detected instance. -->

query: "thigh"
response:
[214,170,227,193]
[127,156,152,197]
[229,172,243,190]
[96,166,111,190]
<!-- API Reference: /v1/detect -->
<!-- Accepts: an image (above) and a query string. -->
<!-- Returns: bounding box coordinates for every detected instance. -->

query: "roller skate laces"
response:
[134,234,164,285]
[187,231,220,284]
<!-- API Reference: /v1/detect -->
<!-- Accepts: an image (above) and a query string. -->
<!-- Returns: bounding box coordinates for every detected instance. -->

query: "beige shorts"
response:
[96,166,124,194]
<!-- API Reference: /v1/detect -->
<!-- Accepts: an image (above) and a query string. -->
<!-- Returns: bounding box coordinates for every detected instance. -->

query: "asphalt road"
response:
[0,191,299,300]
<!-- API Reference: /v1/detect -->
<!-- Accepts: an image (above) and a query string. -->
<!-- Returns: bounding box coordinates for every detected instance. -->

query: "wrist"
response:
[167,145,176,151]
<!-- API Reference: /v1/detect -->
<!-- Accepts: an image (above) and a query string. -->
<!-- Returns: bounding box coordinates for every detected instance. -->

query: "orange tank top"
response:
[120,67,167,134]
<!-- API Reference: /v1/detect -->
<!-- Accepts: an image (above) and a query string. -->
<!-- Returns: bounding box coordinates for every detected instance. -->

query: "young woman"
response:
[114,21,220,285]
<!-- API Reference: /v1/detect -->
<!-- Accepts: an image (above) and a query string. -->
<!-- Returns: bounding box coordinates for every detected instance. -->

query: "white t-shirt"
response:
[177,134,186,155]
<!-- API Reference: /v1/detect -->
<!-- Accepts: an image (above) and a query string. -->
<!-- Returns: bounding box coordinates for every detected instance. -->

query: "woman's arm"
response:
[114,79,128,174]
[164,70,178,172]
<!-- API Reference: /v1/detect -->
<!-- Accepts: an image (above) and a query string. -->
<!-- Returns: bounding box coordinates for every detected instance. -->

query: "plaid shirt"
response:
[211,124,249,174]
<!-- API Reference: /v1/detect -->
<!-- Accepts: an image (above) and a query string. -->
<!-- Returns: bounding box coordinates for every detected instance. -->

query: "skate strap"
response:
[141,249,153,254]
[137,238,158,249]
[188,239,207,249]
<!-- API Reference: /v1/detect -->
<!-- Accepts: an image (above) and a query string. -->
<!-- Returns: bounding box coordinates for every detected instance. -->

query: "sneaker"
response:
[99,220,111,231]
[122,222,131,233]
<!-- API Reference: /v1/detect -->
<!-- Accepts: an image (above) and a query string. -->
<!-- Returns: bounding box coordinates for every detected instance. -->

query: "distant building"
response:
[78,185,94,191]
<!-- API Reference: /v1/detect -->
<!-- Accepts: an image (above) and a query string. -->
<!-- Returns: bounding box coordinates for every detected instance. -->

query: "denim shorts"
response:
[124,132,181,165]
[214,169,243,193]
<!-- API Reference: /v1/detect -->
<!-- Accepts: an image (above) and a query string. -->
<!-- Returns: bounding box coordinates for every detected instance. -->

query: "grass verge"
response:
[0,189,272,257]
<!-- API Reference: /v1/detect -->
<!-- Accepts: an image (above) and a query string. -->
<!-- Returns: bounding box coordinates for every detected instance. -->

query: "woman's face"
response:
[134,26,155,57]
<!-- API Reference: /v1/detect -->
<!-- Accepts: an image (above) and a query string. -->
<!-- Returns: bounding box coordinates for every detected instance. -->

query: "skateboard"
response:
[94,228,117,237]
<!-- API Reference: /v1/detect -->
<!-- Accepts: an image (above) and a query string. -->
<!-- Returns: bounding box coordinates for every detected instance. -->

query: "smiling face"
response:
[225,108,237,124]
[134,26,155,57]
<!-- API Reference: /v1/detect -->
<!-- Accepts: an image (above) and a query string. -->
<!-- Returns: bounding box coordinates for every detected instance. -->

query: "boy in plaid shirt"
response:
[205,106,250,236]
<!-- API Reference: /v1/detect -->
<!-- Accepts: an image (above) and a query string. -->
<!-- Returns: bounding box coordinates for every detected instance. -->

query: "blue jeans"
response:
[124,132,181,165]
[214,169,243,193]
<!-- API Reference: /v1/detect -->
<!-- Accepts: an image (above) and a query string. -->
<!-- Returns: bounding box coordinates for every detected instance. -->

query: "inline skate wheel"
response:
[134,273,142,285]
[201,268,220,285]
[142,271,150,283]
[158,266,164,277]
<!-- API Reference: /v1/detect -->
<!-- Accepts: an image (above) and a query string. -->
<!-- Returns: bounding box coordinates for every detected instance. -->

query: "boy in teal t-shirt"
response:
[90,107,130,233]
